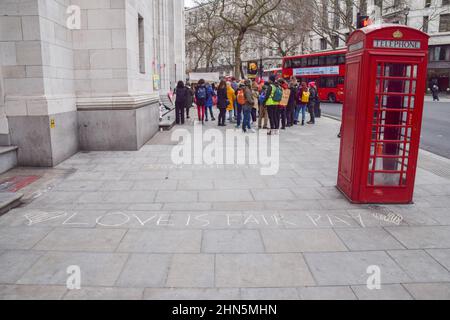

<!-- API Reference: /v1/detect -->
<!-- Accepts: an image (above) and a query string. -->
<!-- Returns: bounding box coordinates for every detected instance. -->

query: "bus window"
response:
[320,77,338,88]
[337,54,346,65]
[326,77,337,88]
[284,60,291,68]
[338,76,345,85]
[308,57,319,66]
[301,58,307,67]
[292,58,302,68]
[326,55,337,65]
[318,56,326,66]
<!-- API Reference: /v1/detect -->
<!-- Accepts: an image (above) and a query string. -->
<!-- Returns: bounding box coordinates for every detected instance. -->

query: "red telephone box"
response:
[337,25,429,204]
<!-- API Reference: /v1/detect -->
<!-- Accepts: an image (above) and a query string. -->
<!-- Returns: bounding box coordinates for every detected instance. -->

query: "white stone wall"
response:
[0,0,185,155]
[72,0,129,98]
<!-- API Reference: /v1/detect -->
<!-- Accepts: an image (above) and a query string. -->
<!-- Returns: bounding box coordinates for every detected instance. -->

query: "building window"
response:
[423,16,429,33]
[425,0,431,7]
[320,38,327,50]
[138,14,145,74]
[443,0,450,6]
[431,46,450,61]
[332,35,339,48]
[439,14,450,32]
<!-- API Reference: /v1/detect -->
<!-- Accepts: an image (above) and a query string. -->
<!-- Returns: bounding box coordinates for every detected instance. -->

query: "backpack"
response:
[197,86,206,100]
[272,85,283,102]
[236,89,247,105]
[258,91,266,105]
[301,91,311,103]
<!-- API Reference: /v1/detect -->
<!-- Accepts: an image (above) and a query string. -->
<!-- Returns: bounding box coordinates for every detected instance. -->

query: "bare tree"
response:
[185,0,226,72]
[289,0,366,49]
[258,0,312,57]
[212,0,282,78]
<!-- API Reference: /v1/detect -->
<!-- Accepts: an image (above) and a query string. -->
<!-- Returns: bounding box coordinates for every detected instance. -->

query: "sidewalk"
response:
[0,116,449,300]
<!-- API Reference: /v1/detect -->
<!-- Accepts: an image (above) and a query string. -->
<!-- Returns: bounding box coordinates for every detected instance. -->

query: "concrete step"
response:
[0,146,18,174]
[159,109,176,131]
[0,192,23,215]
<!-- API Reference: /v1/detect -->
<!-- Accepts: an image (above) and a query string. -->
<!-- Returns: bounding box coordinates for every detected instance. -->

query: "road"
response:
[320,99,450,159]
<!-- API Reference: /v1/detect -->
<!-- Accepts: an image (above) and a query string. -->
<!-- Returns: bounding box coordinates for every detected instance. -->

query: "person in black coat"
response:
[287,78,298,127]
[216,80,228,126]
[185,82,194,119]
[175,81,187,125]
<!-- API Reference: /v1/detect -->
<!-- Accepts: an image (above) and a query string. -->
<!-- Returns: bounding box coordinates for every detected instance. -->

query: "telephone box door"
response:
[362,56,426,203]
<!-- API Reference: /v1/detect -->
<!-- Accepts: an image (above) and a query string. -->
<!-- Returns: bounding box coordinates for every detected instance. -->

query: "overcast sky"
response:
[185,0,195,7]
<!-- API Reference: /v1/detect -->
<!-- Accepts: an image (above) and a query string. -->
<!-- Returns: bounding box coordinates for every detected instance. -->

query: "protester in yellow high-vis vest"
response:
[264,75,282,135]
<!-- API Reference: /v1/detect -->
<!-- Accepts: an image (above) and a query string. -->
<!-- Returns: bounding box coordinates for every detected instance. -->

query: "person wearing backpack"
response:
[264,75,283,135]
[278,79,291,130]
[174,81,187,125]
[308,82,318,125]
[205,82,216,122]
[295,82,309,126]
[242,79,255,133]
[235,82,246,128]
[195,79,207,124]
[258,81,269,129]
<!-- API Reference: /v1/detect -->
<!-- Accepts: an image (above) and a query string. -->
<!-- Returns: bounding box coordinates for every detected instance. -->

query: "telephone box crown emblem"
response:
[393,30,403,39]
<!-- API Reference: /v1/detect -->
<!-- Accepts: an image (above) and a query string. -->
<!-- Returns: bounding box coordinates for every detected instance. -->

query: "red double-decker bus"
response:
[282,49,346,103]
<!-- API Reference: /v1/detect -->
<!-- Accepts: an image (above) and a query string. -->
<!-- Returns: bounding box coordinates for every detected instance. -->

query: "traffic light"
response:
[357,13,371,29]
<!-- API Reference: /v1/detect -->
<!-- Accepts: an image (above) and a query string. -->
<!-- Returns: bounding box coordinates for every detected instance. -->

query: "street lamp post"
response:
[404,6,410,26]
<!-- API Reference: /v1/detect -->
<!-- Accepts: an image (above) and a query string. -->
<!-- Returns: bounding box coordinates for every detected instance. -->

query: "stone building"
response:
[0,0,185,169]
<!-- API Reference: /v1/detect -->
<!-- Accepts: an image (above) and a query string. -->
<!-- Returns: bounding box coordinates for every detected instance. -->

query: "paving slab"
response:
[166,254,215,288]
[34,228,126,252]
[116,254,171,288]
[385,226,450,249]
[155,191,198,203]
[215,254,315,288]
[17,252,128,286]
[199,190,254,202]
[261,229,348,253]
[0,285,66,300]
[387,250,450,282]
[251,189,296,201]
[403,283,450,300]
[0,227,52,250]
[426,249,450,271]
[202,230,265,253]
[334,228,405,251]
[0,250,43,284]
[304,251,411,286]
[117,230,202,253]
[351,284,413,300]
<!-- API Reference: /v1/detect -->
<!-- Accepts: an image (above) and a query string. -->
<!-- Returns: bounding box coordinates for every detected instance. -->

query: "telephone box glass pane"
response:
[368,62,418,187]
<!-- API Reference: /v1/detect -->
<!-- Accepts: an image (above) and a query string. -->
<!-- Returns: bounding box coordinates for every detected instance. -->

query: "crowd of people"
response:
[174,75,320,135]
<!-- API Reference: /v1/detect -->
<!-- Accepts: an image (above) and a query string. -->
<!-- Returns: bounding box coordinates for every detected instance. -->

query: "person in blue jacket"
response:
[205,82,216,122]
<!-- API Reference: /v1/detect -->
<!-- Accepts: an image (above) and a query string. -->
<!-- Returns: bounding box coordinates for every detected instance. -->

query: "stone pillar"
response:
[1,0,78,166]
[75,0,160,151]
